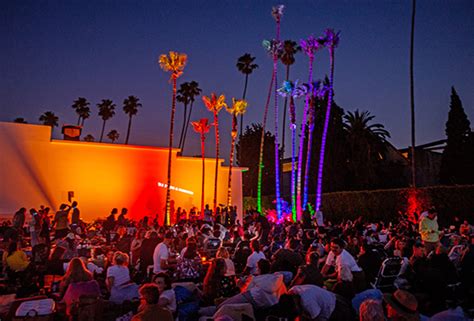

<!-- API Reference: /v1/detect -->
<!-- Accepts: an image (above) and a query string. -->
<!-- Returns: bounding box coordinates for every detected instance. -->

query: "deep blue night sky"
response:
[1,0,473,161]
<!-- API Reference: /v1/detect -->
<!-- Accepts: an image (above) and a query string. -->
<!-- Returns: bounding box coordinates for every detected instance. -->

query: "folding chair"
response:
[372,257,404,291]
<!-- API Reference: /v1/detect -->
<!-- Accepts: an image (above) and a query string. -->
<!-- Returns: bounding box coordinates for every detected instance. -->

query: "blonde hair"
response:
[359,299,384,321]
[216,247,229,259]
[113,251,129,266]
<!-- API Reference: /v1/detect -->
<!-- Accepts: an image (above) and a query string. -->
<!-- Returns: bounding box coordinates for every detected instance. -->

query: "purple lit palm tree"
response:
[315,29,340,211]
[296,35,324,220]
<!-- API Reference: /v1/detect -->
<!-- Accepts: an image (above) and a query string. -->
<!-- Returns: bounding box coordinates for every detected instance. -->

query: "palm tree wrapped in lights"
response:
[315,29,340,212]
[159,51,187,225]
[296,35,325,220]
[202,93,227,215]
[192,118,212,218]
[226,98,248,207]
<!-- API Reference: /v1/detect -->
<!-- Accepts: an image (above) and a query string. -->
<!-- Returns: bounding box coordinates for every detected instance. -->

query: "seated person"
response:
[132,283,174,321]
[152,273,177,316]
[106,251,139,304]
[202,258,238,305]
[2,241,30,274]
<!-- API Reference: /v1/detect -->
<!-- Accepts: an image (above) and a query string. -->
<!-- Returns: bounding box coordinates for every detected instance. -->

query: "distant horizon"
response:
[1,0,473,161]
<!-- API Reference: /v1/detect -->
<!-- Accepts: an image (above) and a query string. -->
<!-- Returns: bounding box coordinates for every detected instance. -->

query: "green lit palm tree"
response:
[226,98,248,206]
[123,95,142,144]
[202,93,227,214]
[97,99,116,142]
[180,81,202,154]
[39,111,59,135]
[159,51,187,225]
[236,53,258,134]
[72,97,90,125]
[192,118,212,218]
[107,129,120,143]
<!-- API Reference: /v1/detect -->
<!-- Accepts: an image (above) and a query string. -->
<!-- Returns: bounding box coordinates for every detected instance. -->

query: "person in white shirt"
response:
[245,240,266,275]
[153,272,177,315]
[153,231,174,274]
[106,251,138,303]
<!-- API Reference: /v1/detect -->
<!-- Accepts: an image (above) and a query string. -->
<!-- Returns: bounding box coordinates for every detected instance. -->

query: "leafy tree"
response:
[39,111,59,134]
[97,99,116,142]
[107,129,120,143]
[440,87,473,184]
[123,95,142,144]
[84,134,95,142]
[72,97,90,125]
[14,118,27,123]
[237,123,276,198]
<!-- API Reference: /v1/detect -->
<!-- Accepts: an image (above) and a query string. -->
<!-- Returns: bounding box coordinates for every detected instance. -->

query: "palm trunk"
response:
[290,97,297,219]
[178,103,188,151]
[273,18,282,219]
[227,115,237,206]
[181,101,194,154]
[296,57,314,220]
[303,121,315,211]
[200,134,206,219]
[99,120,106,142]
[240,74,249,135]
[281,65,290,160]
[81,117,85,127]
[410,0,417,187]
[315,49,335,211]
[125,115,132,144]
[165,77,178,225]
[257,74,275,213]
[213,112,220,215]
[77,115,81,126]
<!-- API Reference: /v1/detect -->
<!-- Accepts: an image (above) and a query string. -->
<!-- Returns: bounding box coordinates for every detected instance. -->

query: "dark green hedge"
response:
[243,185,474,224]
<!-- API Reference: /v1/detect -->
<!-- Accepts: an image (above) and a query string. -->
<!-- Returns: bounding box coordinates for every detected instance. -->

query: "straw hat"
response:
[383,289,419,319]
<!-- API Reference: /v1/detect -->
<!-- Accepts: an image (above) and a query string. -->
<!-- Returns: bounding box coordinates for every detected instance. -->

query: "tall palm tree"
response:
[410,0,417,187]
[97,99,116,142]
[303,81,325,211]
[39,111,59,134]
[297,35,324,220]
[192,118,212,218]
[236,53,258,135]
[123,95,142,144]
[72,97,90,125]
[159,51,187,225]
[14,118,27,123]
[316,29,340,211]
[79,106,91,127]
[107,129,120,143]
[202,93,227,215]
[278,80,305,218]
[226,98,248,206]
[180,81,202,154]
[271,4,284,218]
[177,82,191,150]
[280,40,301,156]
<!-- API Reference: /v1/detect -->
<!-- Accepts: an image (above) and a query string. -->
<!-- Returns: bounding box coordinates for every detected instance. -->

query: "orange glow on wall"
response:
[0,122,245,224]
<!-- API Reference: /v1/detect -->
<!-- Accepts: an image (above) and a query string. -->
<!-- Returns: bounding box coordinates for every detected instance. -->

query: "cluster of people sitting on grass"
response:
[0,202,473,320]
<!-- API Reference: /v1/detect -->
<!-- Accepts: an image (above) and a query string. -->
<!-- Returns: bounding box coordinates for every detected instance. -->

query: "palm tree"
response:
[123,95,142,144]
[107,129,120,143]
[315,29,340,212]
[344,110,390,188]
[13,118,27,123]
[79,106,91,127]
[297,35,324,220]
[271,4,284,218]
[192,118,212,218]
[72,97,90,125]
[177,82,191,150]
[159,51,187,225]
[39,111,59,134]
[84,134,95,142]
[278,80,306,218]
[226,98,248,206]
[280,40,301,156]
[202,93,227,215]
[236,53,258,135]
[180,81,202,154]
[97,99,116,142]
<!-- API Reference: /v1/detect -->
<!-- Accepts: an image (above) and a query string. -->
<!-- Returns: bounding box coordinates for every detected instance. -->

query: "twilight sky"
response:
[1,0,473,162]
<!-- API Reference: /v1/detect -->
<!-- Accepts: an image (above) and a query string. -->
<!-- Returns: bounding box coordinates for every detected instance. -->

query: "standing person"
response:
[117,208,128,227]
[104,208,118,244]
[419,208,440,255]
[153,231,175,274]
[140,231,159,275]
[315,206,325,227]
[70,201,80,226]
[253,211,270,245]
[203,204,212,223]
[40,207,51,246]
[29,208,42,247]
[12,207,26,235]
[54,204,71,239]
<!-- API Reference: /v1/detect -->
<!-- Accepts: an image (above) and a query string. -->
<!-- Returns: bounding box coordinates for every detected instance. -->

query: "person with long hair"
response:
[131,228,146,266]
[176,241,201,282]
[60,257,93,296]
[203,258,237,305]
[216,247,235,277]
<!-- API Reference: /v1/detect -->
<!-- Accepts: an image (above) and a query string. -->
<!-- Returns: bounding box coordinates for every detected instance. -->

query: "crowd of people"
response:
[0,202,473,320]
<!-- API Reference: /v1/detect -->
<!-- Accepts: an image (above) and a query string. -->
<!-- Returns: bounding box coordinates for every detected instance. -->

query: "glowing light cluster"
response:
[157,182,194,195]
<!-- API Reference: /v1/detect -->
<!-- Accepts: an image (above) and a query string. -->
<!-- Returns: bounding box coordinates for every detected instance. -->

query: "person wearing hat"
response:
[384,289,420,321]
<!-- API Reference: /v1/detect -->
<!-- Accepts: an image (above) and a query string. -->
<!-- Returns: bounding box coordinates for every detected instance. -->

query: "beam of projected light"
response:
[157,182,194,195]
